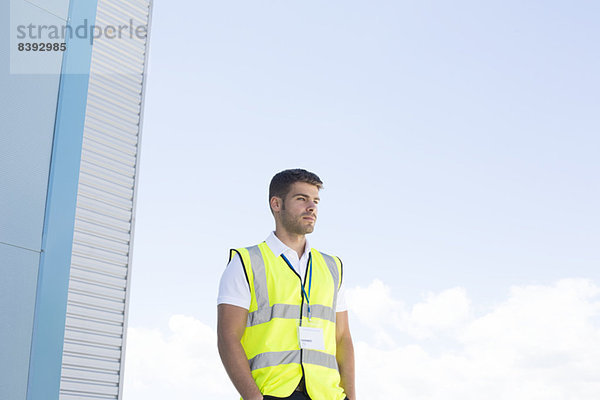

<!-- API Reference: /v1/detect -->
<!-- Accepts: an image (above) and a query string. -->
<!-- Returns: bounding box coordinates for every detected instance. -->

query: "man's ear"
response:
[270,196,282,212]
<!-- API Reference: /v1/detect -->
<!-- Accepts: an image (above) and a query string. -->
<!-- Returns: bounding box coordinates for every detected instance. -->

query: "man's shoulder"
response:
[229,242,266,252]
[228,242,269,263]
[311,248,342,264]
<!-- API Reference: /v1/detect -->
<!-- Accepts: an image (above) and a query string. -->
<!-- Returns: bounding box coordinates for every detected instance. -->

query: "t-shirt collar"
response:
[265,231,311,259]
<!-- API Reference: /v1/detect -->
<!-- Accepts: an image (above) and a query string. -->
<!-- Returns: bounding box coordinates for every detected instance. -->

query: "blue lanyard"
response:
[281,253,313,319]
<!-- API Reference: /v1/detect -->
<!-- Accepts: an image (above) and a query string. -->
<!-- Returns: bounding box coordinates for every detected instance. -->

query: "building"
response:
[1,0,153,398]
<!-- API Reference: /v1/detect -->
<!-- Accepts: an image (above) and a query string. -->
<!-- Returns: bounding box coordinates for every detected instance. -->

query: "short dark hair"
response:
[269,169,323,203]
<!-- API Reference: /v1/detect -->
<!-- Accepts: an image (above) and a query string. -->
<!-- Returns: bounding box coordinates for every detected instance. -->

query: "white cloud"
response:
[410,287,470,331]
[123,315,236,400]
[347,280,471,340]
[347,278,600,400]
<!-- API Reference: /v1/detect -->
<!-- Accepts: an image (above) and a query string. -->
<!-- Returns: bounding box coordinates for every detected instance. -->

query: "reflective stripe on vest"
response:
[248,349,339,371]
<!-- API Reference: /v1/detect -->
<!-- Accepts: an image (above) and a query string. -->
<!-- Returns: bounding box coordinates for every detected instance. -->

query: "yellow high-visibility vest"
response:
[231,242,346,400]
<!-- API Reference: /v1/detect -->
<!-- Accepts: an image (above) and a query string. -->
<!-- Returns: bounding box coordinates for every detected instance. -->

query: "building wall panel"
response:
[59,0,152,398]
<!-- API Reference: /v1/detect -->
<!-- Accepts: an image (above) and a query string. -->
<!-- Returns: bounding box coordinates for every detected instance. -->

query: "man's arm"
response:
[336,310,356,400]
[217,303,263,400]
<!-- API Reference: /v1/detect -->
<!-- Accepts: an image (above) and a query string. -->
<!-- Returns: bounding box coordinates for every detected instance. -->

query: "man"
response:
[217,169,356,400]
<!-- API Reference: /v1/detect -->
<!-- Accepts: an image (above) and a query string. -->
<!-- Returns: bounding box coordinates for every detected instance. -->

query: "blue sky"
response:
[123,1,600,398]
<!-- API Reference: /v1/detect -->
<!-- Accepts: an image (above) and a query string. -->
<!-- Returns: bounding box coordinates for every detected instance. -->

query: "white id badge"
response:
[298,326,325,350]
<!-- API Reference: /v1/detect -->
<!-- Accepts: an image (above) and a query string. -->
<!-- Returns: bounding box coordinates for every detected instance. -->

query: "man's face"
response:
[278,182,320,235]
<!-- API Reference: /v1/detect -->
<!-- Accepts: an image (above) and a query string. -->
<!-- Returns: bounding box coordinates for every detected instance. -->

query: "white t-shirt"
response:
[217,232,347,312]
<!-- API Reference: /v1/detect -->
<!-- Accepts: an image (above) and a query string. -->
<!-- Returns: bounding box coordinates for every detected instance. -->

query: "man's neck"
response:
[274,229,306,259]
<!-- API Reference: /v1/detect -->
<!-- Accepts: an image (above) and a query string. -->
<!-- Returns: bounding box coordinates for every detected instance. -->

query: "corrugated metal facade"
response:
[59,0,152,398]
